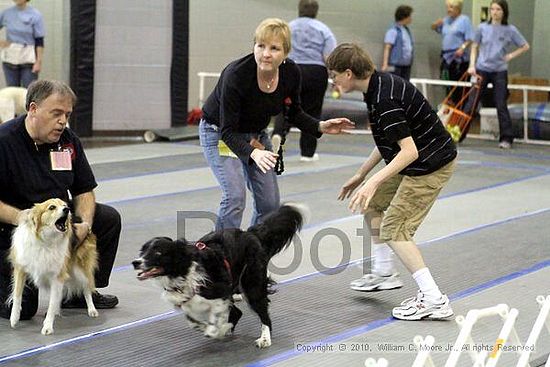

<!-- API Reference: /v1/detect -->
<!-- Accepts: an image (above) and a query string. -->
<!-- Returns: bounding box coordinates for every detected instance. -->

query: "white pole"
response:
[412,335,436,367]
[517,296,550,367]
[523,88,529,141]
[486,308,520,367]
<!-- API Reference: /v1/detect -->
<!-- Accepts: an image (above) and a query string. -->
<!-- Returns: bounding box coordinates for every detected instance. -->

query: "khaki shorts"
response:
[368,159,456,242]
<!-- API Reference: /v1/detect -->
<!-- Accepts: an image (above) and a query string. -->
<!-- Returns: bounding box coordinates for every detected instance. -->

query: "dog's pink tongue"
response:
[137,267,163,280]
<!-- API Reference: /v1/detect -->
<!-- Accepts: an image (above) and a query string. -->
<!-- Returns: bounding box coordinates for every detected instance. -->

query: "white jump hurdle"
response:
[445,303,522,367]
[517,295,550,367]
[408,295,550,367]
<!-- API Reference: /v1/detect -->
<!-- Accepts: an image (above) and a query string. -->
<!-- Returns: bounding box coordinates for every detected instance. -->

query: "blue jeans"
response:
[199,119,280,230]
[2,63,37,87]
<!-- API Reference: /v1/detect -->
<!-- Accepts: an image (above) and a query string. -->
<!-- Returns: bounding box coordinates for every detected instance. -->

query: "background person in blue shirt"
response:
[467,0,529,149]
[288,0,337,162]
[0,0,45,87]
[382,5,413,81]
[431,0,474,105]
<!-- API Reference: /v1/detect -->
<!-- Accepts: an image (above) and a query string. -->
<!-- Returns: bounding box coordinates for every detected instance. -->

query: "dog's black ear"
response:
[156,236,173,242]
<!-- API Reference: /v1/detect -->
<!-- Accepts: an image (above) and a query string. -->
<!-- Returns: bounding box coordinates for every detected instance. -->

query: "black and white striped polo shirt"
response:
[363,71,457,176]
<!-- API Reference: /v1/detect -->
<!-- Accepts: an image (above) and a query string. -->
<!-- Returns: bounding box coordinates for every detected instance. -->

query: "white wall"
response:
[93,0,172,131]
[0,0,545,131]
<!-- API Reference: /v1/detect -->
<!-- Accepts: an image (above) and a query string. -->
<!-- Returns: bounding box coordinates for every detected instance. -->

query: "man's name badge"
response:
[50,150,72,171]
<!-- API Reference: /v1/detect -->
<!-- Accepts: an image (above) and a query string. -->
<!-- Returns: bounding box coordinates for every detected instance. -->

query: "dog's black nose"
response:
[62,207,70,214]
[132,259,142,269]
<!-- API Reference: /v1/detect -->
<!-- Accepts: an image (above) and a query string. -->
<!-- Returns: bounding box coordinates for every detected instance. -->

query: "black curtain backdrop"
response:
[171,0,189,126]
[69,0,95,137]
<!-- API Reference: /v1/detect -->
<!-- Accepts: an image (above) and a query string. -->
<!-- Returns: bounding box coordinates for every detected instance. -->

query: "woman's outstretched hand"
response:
[319,118,355,134]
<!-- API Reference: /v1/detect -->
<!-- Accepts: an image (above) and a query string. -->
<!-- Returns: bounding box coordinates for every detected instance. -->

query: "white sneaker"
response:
[498,141,512,149]
[350,273,403,292]
[392,291,454,320]
[300,153,319,162]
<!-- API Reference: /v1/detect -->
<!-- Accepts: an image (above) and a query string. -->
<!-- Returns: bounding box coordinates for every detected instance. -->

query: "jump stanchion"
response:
[412,335,436,367]
[516,295,550,367]
[444,304,522,367]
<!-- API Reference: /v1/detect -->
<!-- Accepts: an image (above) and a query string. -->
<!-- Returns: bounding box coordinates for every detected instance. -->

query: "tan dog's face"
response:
[22,198,72,239]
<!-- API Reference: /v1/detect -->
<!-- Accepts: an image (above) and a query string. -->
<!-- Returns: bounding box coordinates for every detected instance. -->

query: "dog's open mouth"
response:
[55,215,69,232]
[137,267,165,280]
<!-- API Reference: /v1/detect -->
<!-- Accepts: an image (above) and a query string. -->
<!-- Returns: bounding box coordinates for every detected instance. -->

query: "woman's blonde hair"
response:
[254,18,291,55]
[446,0,463,11]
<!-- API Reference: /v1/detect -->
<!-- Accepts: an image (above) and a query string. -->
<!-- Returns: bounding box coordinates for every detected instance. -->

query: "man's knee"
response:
[95,204,121,231]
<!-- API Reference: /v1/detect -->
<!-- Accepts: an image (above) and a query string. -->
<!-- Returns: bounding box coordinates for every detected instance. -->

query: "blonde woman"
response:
[199,18,353,230]
[431,0,474,104]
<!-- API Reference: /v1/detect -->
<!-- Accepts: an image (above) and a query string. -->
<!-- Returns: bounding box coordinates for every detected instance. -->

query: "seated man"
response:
[0,79,120,320]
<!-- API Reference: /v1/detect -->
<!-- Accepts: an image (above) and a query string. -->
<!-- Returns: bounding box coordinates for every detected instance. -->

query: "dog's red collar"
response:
[194,241,232,281]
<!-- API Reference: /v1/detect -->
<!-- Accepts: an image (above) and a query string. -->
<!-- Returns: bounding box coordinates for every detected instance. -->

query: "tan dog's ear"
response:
[16,209,32,225]
[19,208,41,234]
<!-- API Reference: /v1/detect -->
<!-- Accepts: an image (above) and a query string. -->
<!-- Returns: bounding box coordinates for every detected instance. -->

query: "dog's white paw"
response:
[219,323,233,337]
[10,316,19,329]
[204,325,220,338]
[41,325,54,335]
[255,324,272,348]
[88,308,99,318]
[255,336,272,348]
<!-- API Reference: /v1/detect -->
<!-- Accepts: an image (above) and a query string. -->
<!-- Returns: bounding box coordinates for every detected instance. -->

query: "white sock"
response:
[372,241,395,276]
[412,267,443,301]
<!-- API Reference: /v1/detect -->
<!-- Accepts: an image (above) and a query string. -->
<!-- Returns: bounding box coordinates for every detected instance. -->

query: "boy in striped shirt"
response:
[327,43,457,321]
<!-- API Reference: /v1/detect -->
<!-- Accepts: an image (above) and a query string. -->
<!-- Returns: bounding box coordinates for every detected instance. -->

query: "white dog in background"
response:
[0,86,27,123]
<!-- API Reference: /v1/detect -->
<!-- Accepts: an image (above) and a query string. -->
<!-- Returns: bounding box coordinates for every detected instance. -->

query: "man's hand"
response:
[74,222,91,245]
[319,118,355,134]
[250,149,278,173]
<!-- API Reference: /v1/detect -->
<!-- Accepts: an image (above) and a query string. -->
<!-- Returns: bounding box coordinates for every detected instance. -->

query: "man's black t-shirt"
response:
[0,115,97,212]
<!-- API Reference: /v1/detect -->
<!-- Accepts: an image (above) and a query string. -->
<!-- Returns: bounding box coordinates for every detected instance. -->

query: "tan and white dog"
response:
[0,86,26,123]
[8,198,99,335]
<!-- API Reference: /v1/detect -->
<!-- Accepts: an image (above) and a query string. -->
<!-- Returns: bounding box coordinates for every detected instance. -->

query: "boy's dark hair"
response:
[395,5,413,22]
[298,0,319,18]
[326,43,375,80]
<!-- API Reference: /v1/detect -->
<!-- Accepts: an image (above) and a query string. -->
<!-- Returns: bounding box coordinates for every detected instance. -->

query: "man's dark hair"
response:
[489,0,509,25]
[298,0,318,18]
[395,5,413,22]
[25,80,77,110]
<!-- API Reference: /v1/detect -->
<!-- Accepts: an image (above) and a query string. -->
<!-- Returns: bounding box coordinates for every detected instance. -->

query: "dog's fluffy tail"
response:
[248,203,308,258]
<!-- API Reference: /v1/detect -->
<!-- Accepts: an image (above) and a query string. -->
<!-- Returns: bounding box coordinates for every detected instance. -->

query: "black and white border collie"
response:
[132,204,306,348]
